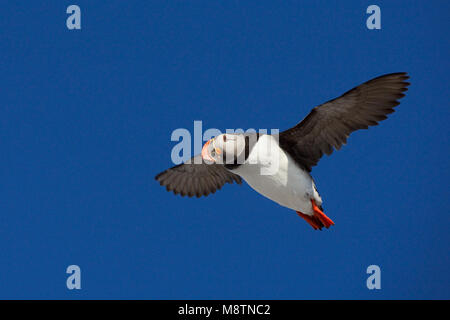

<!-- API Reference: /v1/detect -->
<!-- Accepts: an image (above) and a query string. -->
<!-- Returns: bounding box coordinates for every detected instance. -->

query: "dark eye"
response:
[223,135,227,142]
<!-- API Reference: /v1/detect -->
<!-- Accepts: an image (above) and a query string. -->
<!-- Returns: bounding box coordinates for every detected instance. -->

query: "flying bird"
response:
[155,73,410,230]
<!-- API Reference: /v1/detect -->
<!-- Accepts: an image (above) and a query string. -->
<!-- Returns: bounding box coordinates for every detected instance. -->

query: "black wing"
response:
[155,154,242,197]
[279,72,410,171]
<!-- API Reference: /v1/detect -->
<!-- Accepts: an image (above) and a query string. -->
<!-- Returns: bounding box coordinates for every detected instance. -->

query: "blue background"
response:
[0,1,448,299]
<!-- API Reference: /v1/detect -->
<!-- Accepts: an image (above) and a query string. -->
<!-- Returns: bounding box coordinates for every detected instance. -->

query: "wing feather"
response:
[279,72,410,171]
[155,154,242,197]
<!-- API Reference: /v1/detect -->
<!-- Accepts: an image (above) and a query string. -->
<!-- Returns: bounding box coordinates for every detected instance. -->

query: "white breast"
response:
[230,134,322,215]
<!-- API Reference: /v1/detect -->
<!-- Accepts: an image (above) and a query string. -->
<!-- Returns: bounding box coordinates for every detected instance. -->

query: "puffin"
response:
[155,72,410,230]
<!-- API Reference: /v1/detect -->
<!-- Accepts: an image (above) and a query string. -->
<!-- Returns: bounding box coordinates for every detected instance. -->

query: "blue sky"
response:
[0,1,449,299]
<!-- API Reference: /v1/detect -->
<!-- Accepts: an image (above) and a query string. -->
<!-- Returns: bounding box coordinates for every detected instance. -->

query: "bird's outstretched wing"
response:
[279,72,410,171]
[155,154,242,197]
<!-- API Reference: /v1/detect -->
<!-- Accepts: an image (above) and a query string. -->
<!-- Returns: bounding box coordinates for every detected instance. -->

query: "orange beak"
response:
[201,139,215,162]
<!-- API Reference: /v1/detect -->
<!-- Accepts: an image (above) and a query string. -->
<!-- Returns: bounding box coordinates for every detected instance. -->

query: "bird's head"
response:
[201,133,246,164]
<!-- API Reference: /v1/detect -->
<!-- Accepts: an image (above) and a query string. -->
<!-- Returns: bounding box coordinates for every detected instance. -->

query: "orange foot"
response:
[296,199,335,230]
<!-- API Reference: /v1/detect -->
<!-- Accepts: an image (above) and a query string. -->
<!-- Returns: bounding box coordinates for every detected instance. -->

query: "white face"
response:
[201,133,246,164]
